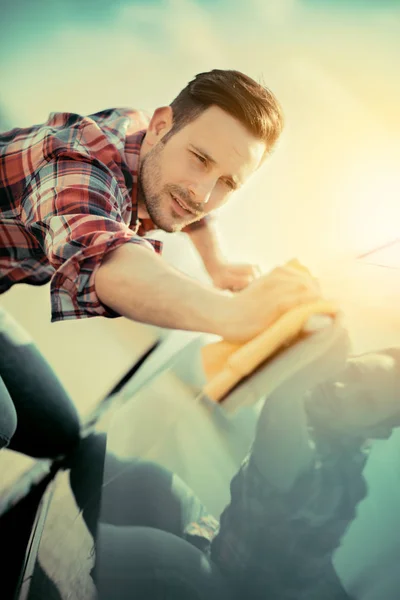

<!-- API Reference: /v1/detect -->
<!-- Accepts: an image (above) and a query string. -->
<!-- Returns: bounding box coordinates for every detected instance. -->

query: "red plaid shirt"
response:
[0,108,207,322]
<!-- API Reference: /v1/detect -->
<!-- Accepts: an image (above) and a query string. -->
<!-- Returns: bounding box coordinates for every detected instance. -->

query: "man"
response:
[0,69,322,458]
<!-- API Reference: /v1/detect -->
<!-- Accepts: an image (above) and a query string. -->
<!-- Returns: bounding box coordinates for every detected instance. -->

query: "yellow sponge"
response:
[201,260,338,402]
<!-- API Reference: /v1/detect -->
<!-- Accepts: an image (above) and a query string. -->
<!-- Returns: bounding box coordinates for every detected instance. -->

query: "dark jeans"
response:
[69,433,236,600]
[0,306,81,458]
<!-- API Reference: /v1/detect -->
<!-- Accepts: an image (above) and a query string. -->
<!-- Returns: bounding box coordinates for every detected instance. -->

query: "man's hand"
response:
[207,260,261,291]
[185,218,261,291]
[221,263,325,343]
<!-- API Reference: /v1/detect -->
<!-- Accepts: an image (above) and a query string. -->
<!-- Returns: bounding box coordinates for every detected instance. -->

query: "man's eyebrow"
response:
[189,144,240,189]
[190,144,217,165]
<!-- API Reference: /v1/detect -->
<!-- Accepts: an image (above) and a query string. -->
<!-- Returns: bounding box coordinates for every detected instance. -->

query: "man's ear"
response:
[146,106,173,146]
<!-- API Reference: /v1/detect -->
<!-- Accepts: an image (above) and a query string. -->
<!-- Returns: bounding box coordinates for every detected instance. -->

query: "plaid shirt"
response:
[184,434,366,599]
[0,108,207,322]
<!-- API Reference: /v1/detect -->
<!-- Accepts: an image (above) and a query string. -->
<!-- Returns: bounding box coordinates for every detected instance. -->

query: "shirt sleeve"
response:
[20,156,162,322]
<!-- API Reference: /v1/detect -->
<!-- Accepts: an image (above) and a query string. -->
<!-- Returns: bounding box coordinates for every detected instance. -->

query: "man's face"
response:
[138,105,267,232]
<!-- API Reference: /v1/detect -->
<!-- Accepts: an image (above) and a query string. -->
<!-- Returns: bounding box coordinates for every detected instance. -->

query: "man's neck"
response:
[136,136,151,219]
[136,190,150,219]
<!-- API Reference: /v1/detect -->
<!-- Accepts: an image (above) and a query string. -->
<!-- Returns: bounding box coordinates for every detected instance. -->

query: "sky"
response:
[1,0,399,272]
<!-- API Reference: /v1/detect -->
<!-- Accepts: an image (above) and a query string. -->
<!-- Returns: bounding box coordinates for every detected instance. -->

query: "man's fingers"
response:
[228,264,261,277]
[229,275,256,291]
[254,272,320,298]
[224,264,262,291]
[269,265,320,294]
[269,289,321,320]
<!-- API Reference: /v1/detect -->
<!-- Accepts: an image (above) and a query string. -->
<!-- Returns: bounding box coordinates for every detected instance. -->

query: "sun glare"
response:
[339,153,400,255]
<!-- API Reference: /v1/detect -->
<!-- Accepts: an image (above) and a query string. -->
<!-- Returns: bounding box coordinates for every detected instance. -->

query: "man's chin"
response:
[146,197,200,233]
[150,215,188,234]
[163,223,182,233]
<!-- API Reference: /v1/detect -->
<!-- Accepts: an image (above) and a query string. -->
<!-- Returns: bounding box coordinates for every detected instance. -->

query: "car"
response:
[2,248,400,599]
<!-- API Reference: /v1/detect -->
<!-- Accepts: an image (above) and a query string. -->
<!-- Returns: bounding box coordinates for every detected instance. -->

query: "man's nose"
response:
[187,178,216,205]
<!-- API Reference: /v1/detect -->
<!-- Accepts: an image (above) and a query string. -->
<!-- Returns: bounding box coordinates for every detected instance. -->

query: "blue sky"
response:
[1,0,399,123]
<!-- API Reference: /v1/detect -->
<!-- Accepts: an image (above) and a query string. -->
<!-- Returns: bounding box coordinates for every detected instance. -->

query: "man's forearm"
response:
[95,243,325,343]
[95,243,231,335]
[185,217,224,275]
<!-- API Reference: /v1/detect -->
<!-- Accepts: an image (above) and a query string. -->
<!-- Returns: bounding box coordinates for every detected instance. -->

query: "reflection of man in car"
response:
[70,325,400,600]
[1,69,324,458]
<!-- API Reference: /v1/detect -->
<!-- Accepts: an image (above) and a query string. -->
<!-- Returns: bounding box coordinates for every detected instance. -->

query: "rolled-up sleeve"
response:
[20,157,162,322]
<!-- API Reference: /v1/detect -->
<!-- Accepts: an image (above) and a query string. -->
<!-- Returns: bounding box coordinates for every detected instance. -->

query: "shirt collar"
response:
[126,128,157,234]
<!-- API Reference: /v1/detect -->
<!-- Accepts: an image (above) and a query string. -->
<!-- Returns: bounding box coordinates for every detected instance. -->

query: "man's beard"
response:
[138,142,205,233]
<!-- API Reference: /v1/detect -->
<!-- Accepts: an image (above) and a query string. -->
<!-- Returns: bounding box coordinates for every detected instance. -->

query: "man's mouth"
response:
[170,193,197,215]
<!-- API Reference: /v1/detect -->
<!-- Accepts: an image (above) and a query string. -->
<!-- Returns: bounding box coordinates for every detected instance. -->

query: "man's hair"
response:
[166,69,284,155]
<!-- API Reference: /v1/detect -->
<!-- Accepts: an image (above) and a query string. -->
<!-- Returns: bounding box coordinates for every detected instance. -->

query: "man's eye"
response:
[193,152,207,165]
